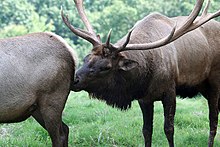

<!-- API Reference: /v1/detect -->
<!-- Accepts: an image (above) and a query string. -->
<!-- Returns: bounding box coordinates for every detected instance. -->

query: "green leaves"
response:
[0,0,219,62]
[0,0,54,38]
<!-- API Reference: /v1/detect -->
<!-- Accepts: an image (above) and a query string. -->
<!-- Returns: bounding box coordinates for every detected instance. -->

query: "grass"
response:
[0,92,220,147]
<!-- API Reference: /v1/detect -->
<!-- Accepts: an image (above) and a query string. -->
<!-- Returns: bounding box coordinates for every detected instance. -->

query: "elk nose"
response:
[73,79,79,85]
[73,75,80,85]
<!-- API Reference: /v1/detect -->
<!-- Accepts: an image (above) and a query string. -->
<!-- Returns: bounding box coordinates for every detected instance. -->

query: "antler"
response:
[114,0,220,53]
[61,0,101,47]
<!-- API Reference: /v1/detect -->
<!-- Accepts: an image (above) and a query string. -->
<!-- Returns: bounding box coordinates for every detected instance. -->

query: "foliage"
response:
[0,92,220,146]
[0,0,219,64]
[0,0,54,38]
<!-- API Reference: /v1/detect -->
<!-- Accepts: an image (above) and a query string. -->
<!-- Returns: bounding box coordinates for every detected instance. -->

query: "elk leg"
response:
[162,93,176,147]
[32,108,69,146]
[32,108,46,129]
[138,100,154,147]
[61,122,69,147]
[207,92,219,147]
[40,105,69,147]
[197,79,219,147]
[33,90,69,147]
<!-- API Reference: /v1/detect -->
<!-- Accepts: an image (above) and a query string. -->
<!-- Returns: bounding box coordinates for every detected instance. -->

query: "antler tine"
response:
[202,0,210,16]
[190,0,220,31]
[172,0,220,40]
[169,0,204,41]
[73,0,100,43]
[116,0,219,53]
[120,29,134,50]
[114,29,135,52]
[121,24,177,51]
[61,8,100,46]
[61,0,101,46]
[105,29,112,47]
[177,0,204,33]
[105,28,134,53]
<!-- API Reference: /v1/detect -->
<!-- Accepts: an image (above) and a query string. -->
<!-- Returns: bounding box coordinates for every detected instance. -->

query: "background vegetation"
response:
[1,0,220,146]
[0,0,219,64]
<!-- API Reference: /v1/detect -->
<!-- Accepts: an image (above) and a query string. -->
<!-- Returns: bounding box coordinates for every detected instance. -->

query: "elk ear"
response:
[118,58,138,71]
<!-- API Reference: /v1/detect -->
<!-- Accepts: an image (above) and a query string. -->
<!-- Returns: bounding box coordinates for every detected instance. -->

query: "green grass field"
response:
[0,92,220,147]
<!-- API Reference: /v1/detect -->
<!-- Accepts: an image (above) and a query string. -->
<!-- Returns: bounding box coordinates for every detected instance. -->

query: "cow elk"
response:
[62,0,220,146]
[0,32,77,147]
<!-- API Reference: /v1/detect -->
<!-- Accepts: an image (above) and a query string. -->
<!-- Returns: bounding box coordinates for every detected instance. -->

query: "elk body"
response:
[0,32,77,147]
[62,0,220,146]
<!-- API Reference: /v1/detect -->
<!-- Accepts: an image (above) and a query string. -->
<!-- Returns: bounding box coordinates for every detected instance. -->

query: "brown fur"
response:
[73,12,220,147]
[0,32,77,147]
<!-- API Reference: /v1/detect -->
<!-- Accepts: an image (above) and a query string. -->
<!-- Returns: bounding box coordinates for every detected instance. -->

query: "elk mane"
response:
[88,71,149,110]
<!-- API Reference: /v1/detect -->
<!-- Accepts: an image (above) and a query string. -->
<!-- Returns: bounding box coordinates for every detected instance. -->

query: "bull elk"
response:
[62,0,220,146]
[0,32,77,147]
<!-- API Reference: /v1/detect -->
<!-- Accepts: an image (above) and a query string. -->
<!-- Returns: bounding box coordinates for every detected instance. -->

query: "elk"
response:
[62,0,220,146]
[0,32,77,147]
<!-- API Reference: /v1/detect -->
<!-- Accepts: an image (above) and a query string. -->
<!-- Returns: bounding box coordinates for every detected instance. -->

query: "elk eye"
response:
[89,68,95,73]
[100,66,111,71]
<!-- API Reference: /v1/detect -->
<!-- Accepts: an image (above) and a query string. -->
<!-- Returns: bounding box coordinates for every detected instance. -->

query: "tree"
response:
[0,0,54,38]
[0,0,219,63]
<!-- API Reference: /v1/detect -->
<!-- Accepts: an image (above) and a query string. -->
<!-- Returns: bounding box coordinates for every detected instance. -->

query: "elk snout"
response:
[71,74,80,91]
[71,74,85,92]
[73,75,80,85]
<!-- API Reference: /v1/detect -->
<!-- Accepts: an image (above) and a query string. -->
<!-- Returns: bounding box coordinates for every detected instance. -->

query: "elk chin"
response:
[71,85,82,92]
[71,84,82,92]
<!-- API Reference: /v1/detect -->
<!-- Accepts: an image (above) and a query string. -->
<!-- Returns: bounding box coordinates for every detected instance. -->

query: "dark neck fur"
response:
[88,68,151,110]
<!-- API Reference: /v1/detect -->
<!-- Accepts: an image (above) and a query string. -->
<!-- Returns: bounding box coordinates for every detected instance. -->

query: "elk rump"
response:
[0,32,77,147]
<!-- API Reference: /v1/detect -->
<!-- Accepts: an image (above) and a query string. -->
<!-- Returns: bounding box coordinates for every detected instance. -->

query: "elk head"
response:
[62,0,220,109]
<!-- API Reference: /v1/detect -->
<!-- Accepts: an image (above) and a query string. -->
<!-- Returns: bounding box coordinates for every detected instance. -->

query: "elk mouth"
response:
[71,79,86,92]
[73,78,79,85]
